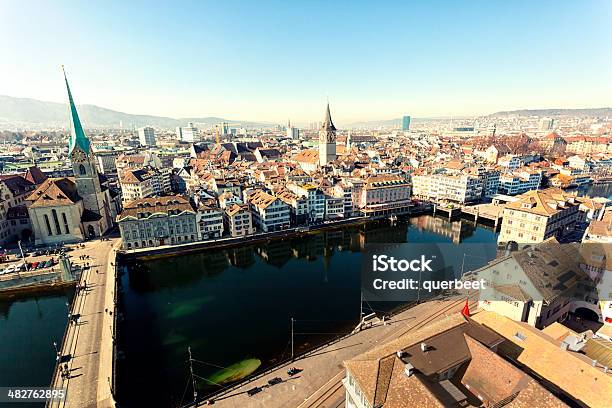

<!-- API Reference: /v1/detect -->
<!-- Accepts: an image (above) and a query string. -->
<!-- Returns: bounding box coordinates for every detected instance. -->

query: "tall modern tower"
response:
[401,115,411,131]
[138,126,156,146]
[319,103,337,166]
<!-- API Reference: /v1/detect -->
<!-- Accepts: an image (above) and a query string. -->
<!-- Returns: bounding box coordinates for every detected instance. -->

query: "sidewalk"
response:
[48,238,120,408]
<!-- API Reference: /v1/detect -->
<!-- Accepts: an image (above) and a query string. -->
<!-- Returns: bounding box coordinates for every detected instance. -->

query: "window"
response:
[44,214,53,235]
[79,164,86,175]
[52,209,62,235]
[62,213,70,234]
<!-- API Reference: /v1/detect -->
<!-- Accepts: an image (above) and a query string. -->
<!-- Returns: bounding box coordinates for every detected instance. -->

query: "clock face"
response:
[320,130,336,144]
[71,147,87,163]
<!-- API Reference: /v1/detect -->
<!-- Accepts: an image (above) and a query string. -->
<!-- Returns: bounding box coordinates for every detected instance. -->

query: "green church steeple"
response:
[62,66,91,155]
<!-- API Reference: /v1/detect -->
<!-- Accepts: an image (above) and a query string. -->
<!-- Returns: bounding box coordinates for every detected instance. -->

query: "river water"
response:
[0,288,74,407]
[115,215,499,407]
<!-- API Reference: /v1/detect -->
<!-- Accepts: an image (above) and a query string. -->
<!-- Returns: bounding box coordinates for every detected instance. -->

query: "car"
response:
[36,262,46,269]
[15,263,26,271]
[31,262,39,269]
[4,265,15,274]
[267,377,282,386]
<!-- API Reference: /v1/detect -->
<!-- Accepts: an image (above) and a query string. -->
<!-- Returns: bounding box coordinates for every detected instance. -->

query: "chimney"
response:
[420,342,428,353]
[404,362,415,377]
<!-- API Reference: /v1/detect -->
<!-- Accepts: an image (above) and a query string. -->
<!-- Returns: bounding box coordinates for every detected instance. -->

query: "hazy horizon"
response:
[2,1,611,123]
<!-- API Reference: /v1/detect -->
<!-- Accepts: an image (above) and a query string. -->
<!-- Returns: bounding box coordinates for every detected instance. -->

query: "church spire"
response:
[322,103,336,131]
[62,66,91,155]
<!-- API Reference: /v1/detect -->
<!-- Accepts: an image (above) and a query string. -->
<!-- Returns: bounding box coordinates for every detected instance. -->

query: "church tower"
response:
[319,103,337,166]
[63,67,112,234]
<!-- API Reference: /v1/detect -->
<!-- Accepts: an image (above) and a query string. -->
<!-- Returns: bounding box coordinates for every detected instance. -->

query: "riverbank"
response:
[119,215,374,261]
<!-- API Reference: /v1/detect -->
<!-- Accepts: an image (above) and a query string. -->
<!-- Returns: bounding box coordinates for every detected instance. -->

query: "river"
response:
[115,215,499,407]
[0,288,74,407]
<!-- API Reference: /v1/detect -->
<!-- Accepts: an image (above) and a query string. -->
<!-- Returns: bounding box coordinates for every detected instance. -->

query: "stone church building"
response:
[27,70,116,246]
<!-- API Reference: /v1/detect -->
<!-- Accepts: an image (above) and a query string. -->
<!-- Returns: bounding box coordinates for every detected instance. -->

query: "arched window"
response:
[43,214,53,236]
[61,213,70,234]
[79,164,86,175]
[51,209,61,235]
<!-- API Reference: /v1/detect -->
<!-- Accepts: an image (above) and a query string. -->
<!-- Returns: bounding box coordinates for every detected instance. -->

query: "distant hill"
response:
[0,95,274,130]
[489,107,612,118]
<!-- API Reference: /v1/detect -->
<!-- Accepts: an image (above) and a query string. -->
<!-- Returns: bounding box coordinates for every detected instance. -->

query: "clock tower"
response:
[319,103,337,166]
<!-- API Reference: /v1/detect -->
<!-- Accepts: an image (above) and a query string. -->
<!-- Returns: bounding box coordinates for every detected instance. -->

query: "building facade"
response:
[356,175,411,216]
[224,204,255,237]
[117,196,197,249]
[138,126,156,146]
[498,188,579,245]
[412,173,483,204]
[247,190,291,232]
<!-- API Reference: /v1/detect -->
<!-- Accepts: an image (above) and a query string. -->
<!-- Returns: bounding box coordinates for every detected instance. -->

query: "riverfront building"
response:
[247,189,291,232]
[498,187,579,245]
[117,195,197,249]
[224,203,256,237]
[412,173,483,204]
[355,174,411,216]
[195,199,224,240]
[498,168,543,195]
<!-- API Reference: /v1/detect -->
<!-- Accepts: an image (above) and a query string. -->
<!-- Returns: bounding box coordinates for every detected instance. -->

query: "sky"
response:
[1,0,611,125]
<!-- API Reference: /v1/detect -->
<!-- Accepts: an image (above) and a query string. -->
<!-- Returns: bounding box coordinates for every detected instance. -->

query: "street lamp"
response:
[53,341,60,361]
[18,240,28,271]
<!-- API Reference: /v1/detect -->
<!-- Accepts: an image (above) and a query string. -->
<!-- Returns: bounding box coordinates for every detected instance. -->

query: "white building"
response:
[196,200,224,240]
[119,166,172,205]
[286,183,326,222]
[498,168,542,195]
[247,190,291,232]
[176,122,198,143]
[412,173,482,204]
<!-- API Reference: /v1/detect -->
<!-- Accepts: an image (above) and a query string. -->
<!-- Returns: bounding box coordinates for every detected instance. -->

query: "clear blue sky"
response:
[1,0,611,124]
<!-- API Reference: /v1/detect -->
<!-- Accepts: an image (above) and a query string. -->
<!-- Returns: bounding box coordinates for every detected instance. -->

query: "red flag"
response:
[461,298,470,318]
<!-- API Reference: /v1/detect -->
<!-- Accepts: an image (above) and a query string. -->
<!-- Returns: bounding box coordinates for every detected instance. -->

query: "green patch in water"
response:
[205,358,261,385]
[166,296,213,319]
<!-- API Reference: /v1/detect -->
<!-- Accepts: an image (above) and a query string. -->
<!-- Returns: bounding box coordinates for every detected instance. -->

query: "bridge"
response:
[47,238,121,408]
